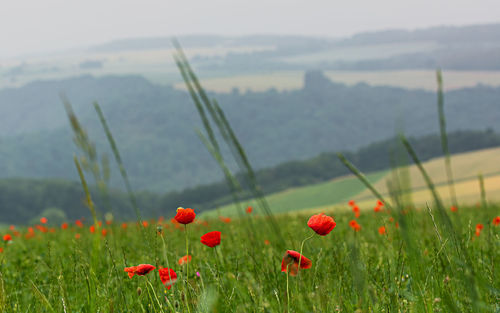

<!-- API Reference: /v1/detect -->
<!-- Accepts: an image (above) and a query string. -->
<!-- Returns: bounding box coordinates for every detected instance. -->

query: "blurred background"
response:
[1,0,500,223]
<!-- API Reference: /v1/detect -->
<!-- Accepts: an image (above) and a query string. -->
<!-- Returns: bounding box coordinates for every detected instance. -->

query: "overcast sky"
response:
[1,0,500,57]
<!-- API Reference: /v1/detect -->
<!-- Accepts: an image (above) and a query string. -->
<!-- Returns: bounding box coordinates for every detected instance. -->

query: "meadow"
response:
[1,43,499,313]
[0,202,498,312]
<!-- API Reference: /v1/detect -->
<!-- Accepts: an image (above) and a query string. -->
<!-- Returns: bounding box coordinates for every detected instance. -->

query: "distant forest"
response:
[1,72,500,193]
[1,129,499,224]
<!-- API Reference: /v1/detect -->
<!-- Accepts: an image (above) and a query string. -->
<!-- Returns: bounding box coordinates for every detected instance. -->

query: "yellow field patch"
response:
[173,70,500,93]
[352,146,500,208]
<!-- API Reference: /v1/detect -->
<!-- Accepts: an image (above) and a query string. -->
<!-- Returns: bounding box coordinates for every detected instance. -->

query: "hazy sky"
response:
[1,0,500,57]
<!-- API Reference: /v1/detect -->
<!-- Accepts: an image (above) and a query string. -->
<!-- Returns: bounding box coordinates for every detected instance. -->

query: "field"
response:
[207,171,388,218]
[208,147,500,219]
[172,70,500,92]
[353,147,500,207]
[0,203,498,312]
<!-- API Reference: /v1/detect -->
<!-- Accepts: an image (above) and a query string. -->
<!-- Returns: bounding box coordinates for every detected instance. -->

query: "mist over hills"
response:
[0,71,499,192]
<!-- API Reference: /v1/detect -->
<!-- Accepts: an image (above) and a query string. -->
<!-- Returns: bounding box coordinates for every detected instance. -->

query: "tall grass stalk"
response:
[436,69,458,207]
[478,173,487,208]
[173,41,285,247]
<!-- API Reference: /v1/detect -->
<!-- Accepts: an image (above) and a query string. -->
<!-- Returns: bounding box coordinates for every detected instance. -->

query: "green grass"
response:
[205,170,387,217]
[0,204,498,312]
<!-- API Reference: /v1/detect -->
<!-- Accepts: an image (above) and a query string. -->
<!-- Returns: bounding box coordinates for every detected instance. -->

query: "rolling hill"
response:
[208,146,500,217]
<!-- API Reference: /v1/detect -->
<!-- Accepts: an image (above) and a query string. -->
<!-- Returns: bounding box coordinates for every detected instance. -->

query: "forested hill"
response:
[1,72,500,192]
[1,129,499,224]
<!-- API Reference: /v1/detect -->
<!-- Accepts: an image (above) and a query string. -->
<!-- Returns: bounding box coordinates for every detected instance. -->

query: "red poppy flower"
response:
[0,247,3,253]
[200,231,221,247]
[121,223,128,229]
[61,223,68,230]
[75,220,83,228]
[353,205,361,218]
[348,200,355,206]
[246,206,253,214]
[219,216,231,223]
[89,225,95,233]
[124,264,156,278]
[9,225,15,231]
[174,207,196,224]
[75,233,81,239]
[101,229,108,237]
[450,206,457,212]
[36,225,48,233]
[349,220,361,231]
[178,255,192,265]
[476,223,484,230]
[377,200,384,207]
[142,220,149,227]
[493,216,500,226]
[264,239,270,245]
[281,250,312,276]
[158,267,177,289]
[307,213,336,236]
[378,226,386,235]
[3,234,12,242]
[40,217,47,224]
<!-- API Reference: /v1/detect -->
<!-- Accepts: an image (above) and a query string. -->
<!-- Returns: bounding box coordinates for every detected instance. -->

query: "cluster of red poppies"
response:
[124,207,221,290]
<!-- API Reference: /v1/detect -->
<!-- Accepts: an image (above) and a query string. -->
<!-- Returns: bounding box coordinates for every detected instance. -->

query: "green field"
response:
[206,171,387,218]
[0,203,498,312]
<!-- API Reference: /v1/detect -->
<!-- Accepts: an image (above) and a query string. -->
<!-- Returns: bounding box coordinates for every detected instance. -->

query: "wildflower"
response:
[3,234,12,242]
[348,200,355,206]
[124,264,156,279]
[36,225,48,233]
[219,216,231,223]
[158,267,177,289]
[264,239,270,245]
[89,225,95,233]
[450,206,457,212]
[40,217,47,224]
[349,220,361,231]
[307,213,336,236]
[378,226,386,235]
[75,220,83,228]
[9,225,15,231]
[121,222,128,229]
[0,247,3,253]
[200,231,221,247]
[61,223,68,230]
[75,233,81,239]
[246,206,253,214]
[353,205,360,218]
[49,228,56,233]
[377,200,384,207]
[178,255,192,265]
[174,207,196,224]
[142,220,149,228]
[281,250,312,276]
[101,229,108,237]
[196,271,201,277]
[493,216,500,226]
[475,223,484,237]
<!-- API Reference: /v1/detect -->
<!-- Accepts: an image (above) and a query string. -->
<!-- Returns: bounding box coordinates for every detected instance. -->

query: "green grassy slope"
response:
[204,171,387,217]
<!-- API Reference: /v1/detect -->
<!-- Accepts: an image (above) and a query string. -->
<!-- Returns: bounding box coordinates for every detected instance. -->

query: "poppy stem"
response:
[297,233,315,279]
[286,263,291,313]
[184,224,191,313]
[213,246,222,290]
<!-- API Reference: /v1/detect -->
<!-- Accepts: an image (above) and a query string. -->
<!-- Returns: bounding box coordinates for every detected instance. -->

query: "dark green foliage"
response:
[1,74,500,192]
